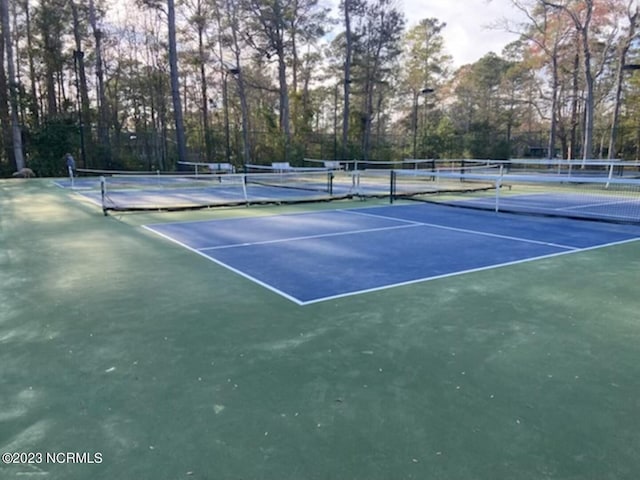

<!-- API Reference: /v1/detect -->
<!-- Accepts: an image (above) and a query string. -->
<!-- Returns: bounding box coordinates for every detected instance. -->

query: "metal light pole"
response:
[222,66,240,165]
[421,87,435,158]
[334,83,339,160]
[411,92,419,159]
[222,71,231,164]
[412,87,434,159]
[73,50,87,168]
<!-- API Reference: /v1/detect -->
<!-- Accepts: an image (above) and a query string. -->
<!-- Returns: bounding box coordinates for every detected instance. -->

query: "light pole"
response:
[73,50,87,168]
[221,66,240,165]
[334,82,340,160]
[412,87,434,159]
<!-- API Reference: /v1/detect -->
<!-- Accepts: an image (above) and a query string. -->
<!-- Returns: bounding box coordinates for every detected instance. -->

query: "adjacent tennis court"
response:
[54,160,640,226]
[144,204,640,304]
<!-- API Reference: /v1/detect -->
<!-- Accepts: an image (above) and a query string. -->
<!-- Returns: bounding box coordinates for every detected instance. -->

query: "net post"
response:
[494,164,504,213]
[100,176,108,216]
[240,174,249,206]
[328,171,334,196]
[606,163,614,189]
[353,171,361,196]
[390,170,396,204]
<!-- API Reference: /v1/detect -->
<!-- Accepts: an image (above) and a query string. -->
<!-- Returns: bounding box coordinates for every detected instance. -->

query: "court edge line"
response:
[299,236,640,305]
[198,223,421,251]
[440,196,640,221]
[144,221,640,306]
[343,208,579,250]
[558,198,640,211]
[142,205,640,305]
[141,225,306,306]
[142,205,383,228]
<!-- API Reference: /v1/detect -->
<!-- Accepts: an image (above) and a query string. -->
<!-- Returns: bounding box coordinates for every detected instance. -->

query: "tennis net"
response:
[304,157,465,172]
[243,164,334,193]
[177,161,236,174]
[391,169,640,224]
[495,159,640,178]
[96,169,345,213]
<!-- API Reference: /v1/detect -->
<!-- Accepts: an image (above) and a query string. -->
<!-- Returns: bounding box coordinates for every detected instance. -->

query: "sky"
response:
[106,0,525,68]
[400,0,525,67]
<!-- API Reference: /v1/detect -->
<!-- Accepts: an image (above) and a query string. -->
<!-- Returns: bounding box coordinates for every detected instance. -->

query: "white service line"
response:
[342,208,578,250]
[141,224,305,305]
[300,236,640,305]
[142,205,640,306]
[198,223,420,251]
[558,198,640,211]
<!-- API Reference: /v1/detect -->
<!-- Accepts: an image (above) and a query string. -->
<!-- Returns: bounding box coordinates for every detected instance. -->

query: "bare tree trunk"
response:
[568,51,580,159]
[0,25,14,167]
[374,89,384,153]
[543,0,594,162]
[167,0,187,165]
[277,47,291,162]
[548,52,559,159]
[235,66,250,165]
[10,0,22,125]
[89,0,111,167]
[22,0,39,126]
[289,0,299,136]
[215,12,230,164]
[579,1,594,162]
[223,0,251,165]
[0,0,24,170]
[609,6,638,160]
[71,1,92,167]
[342,0,353,159]
[196,5,213,162]
[40,1,58,116]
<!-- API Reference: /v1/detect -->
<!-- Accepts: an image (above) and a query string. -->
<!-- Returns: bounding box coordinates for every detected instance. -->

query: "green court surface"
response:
[1,178,640,480]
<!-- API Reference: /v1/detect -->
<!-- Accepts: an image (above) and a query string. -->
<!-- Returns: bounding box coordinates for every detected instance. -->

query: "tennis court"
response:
[144,204,640,304]
[2,177,640,480]
[53,161,640,226]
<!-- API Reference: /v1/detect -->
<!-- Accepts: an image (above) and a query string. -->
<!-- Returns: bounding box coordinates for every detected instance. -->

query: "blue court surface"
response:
[143,204,640,304]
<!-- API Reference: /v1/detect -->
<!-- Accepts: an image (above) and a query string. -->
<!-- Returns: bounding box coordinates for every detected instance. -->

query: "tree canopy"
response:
[0,0,638,176]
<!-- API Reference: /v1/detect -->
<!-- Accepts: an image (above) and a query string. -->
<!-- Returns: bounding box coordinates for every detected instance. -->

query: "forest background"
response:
[0,0,639,176]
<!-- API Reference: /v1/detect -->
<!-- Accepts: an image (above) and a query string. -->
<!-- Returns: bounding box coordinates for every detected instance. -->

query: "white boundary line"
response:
[199,223,421,251]
[142,224,306,305]
[474,196,640,221]
[142,206,373,228]
[401,193,640,224]
[342,209,578,250]
[299,236,640,305]
[558,198,640,211]
[142,205,640,306]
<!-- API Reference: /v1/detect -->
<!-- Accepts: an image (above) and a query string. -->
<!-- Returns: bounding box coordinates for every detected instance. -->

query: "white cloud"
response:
[400,0,525,66]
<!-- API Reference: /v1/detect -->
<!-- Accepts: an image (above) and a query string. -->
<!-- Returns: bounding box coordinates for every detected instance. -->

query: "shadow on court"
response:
[1,179,640,480]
